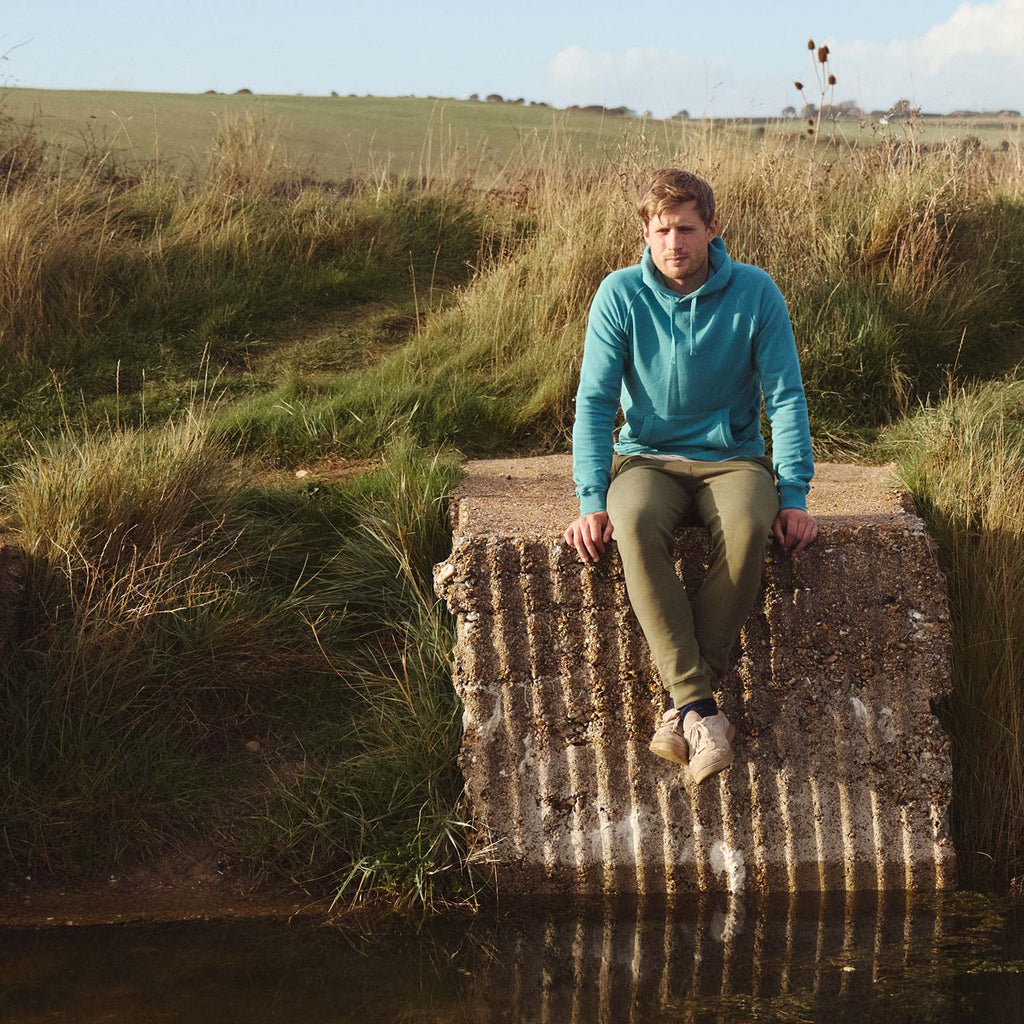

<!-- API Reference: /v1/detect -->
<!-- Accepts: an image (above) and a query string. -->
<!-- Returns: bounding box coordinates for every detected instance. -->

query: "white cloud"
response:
[546,3,1024,119]
[841,0,1024,111]
[921,0,1024,62]
[546,44,729,117]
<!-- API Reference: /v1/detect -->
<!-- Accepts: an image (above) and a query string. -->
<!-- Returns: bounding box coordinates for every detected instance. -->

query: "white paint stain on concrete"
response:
[710,841,747,892]
[475,699,502,741]
[517,733,535,775]
[850,695,868,724]
[879,706,896,742]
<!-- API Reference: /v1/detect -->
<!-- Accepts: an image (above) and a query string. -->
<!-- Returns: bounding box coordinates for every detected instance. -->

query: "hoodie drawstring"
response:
[674,294,698,356]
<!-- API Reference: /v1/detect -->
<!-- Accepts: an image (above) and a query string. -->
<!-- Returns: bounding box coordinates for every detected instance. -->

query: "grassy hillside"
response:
[4,87,1021,180]
[2,88,666,179]
[0,104,1022,900]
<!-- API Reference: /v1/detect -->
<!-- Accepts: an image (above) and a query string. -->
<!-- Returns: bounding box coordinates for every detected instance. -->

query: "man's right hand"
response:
[564,511,614,562]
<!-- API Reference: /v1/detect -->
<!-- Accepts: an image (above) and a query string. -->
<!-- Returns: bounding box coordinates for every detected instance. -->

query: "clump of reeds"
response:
[882,376,1024,885]
[0,411,340,868]
[234,439,470,905]
[0,414,470,903]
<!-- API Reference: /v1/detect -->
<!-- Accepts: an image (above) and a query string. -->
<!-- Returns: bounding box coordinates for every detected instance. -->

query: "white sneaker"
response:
[649,708,689,765]
[682,710,735,784]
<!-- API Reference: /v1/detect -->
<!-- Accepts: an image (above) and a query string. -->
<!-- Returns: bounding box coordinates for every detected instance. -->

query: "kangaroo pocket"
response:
[635,408,736,451]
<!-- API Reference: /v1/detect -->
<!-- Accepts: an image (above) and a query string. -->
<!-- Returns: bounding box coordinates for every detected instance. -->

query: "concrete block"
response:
[434,457,954,893]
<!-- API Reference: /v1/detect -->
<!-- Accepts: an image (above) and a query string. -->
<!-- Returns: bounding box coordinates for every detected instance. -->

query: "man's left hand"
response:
[773,508,818,555]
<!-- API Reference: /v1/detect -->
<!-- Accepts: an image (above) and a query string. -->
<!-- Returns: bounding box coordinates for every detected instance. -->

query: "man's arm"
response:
[566,279,629,560]
[752,279,818,552]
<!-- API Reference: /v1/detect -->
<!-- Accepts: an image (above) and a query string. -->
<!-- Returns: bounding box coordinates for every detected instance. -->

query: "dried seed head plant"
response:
[794,37,838,144]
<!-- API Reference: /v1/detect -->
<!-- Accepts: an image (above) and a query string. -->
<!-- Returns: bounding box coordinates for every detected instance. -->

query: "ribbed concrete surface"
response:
[434,457,954,893]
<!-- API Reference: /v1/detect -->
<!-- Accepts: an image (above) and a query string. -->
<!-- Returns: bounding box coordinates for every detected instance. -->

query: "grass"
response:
[220,123,1024,464]
[0,88,682,180]
[5,87,1020,183]
[881,377,1024,887]
[0,94,1023,899]
[1,416,469,899]
[240,442,469,904]
[0,112,512,470]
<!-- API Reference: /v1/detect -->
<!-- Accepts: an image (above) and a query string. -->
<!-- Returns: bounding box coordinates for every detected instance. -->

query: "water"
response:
[1,892,1022,1022]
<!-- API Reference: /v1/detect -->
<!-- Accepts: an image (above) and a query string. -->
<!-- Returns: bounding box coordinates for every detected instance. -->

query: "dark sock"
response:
[676,697,718,720]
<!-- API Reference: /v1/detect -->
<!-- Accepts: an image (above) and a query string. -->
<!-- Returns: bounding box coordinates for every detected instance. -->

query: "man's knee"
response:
[608,472,686,547]
[709,510,774,565]
[609,502,676,554]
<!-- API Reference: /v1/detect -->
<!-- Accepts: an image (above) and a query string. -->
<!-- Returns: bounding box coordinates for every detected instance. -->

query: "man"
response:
[564,169,817,785]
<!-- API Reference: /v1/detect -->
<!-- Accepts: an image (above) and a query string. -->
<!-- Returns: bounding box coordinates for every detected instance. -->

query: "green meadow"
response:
[0,91,1022,903]
[2,88,655,179]
[4,87,1020,178]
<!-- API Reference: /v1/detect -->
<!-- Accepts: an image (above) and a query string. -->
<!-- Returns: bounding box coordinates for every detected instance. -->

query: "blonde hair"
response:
[637,168,716,227]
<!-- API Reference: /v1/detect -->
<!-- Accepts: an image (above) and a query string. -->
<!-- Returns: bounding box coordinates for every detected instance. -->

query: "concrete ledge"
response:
[434,457,954,893]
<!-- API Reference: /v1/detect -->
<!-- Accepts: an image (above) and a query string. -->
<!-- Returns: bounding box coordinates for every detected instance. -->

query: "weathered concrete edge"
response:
[434,468,956,894]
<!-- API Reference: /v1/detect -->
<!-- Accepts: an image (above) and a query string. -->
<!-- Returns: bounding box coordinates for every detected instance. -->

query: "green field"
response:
[0,91,1022,904]
[1,88,662,179]
[4,87,1021,179]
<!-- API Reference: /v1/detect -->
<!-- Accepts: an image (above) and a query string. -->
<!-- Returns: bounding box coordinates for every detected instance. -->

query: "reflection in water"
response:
[0,893,1022,1022]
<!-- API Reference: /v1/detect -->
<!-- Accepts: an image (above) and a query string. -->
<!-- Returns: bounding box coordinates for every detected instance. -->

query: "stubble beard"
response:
[658,252,708,295]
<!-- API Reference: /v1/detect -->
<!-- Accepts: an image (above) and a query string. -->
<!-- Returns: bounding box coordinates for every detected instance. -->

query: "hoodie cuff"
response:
[778,483,808,511]
[579,492,607,516]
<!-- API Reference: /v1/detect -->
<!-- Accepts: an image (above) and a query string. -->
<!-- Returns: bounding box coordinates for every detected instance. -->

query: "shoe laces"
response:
[687,718,714,755]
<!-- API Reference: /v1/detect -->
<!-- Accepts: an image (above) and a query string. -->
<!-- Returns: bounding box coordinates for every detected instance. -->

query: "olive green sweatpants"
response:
[606,454,779,708]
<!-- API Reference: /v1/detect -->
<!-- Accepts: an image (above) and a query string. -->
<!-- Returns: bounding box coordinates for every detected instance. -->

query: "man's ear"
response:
[708,217,719,239]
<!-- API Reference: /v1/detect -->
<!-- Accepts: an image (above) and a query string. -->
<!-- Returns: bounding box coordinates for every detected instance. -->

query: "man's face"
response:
[643,200,718,295]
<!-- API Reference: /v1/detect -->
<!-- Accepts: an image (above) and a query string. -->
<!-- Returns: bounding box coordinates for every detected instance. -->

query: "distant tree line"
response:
[468,94,649,117]
[782,97,1021,121]
[195,87,1021,122]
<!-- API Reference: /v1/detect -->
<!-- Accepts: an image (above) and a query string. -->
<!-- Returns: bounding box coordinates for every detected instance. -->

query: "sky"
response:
[3,0,1022,118]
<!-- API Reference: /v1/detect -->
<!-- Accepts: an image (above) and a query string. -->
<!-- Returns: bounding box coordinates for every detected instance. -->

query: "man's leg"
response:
[606,458,714,710]
[690,458,779,680]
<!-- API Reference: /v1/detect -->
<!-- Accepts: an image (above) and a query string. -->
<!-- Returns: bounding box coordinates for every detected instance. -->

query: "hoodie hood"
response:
[639,236,734,357]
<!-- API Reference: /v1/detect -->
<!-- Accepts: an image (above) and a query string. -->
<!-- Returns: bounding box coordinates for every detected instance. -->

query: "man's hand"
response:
[772,507,818,555]
[564,511,614,562]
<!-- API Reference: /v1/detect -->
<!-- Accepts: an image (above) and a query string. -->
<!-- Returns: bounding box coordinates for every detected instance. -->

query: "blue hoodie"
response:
[572,237,814,514]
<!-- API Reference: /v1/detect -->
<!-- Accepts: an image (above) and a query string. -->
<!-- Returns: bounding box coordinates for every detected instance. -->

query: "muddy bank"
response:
[0,869,334,929]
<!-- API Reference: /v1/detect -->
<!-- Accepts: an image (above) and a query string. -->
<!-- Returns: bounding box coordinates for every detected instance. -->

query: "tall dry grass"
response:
[884,377,1024,885]
[1,412,339,866]
[224,123,1024,463]
[0,113,500,373]
[2,107,1024,897]
[0,380,468,901]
